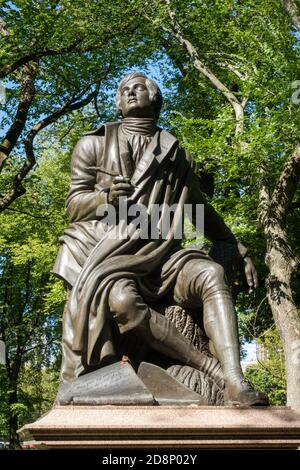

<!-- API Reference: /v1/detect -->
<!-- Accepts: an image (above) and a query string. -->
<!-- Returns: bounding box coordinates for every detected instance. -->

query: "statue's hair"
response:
[116,72,163,119]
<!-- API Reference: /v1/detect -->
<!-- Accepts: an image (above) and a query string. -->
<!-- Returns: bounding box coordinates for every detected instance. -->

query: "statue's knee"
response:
[204,262,225,285]
[108,279,137,314]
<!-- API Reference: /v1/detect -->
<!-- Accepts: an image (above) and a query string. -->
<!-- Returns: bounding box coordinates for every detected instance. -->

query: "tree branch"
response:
[0,19,137,79]
[241,95,249,109]
[5,207,47,219]
[40,58,81,91]
[258,164,271,226]
[163,0,246,135]
[23,336,58,355]
[0,17,10,36]
[93,55,112,118]
[0,40,87,78]
[160,39,188,77]
[0,83,101,212]
[271,143,300,224]
[216,62,249,81]
[58,121,76,142]
[281,0,300,31]
[21,261,31,319]
[0,64,37,172]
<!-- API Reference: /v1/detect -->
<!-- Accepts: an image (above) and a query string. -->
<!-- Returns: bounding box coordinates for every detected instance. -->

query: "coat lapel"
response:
[131,129,178,186]
[85,122,178,186]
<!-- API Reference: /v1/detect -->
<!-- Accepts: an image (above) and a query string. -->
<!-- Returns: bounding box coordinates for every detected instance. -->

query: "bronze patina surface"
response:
[54,72,268,407]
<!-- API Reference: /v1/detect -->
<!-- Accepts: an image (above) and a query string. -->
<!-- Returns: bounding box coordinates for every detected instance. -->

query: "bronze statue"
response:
[54,72,268,406]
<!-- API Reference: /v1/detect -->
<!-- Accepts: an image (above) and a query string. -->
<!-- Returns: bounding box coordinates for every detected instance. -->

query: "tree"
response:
[0,0,145,212]
[245,329,286,406]
[0,140,70,446]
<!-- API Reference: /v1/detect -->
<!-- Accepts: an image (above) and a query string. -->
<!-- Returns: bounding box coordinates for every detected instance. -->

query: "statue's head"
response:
[116,72,163,119]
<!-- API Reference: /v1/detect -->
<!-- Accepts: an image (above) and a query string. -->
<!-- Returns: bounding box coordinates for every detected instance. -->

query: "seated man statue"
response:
[53,72,268,406]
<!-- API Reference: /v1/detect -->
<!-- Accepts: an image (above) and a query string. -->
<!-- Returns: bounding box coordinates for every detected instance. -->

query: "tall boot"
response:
[136,309,224,388]
[203,291,268,406]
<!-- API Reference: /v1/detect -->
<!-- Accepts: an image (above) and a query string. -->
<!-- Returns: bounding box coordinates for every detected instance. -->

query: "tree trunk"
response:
[282,0,300,31]
[8,380,20,448]
[264,224,300,411]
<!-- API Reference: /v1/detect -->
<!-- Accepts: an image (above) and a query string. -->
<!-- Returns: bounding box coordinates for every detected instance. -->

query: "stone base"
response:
[18,406,300,449]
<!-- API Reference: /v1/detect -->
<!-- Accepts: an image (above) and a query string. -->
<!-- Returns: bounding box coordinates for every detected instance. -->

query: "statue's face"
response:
[119,77,155,118]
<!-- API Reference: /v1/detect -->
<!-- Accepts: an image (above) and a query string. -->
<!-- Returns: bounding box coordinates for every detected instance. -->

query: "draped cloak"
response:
[53,122,245,366]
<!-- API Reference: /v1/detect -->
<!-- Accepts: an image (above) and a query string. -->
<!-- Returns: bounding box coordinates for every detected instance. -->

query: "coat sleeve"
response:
[66,136,109,222]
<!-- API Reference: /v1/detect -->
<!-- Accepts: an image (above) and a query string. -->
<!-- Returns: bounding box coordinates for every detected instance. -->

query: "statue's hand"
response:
[243,256,258,293]
[108,176,135,206]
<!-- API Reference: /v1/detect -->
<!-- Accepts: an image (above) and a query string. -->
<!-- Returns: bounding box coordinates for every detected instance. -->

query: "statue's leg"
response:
[108,278,223,385]
[59,289,86,383]
[173,259,268,406]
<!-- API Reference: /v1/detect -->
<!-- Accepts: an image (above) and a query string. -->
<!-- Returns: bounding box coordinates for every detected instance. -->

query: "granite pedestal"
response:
[19,406,300,449]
